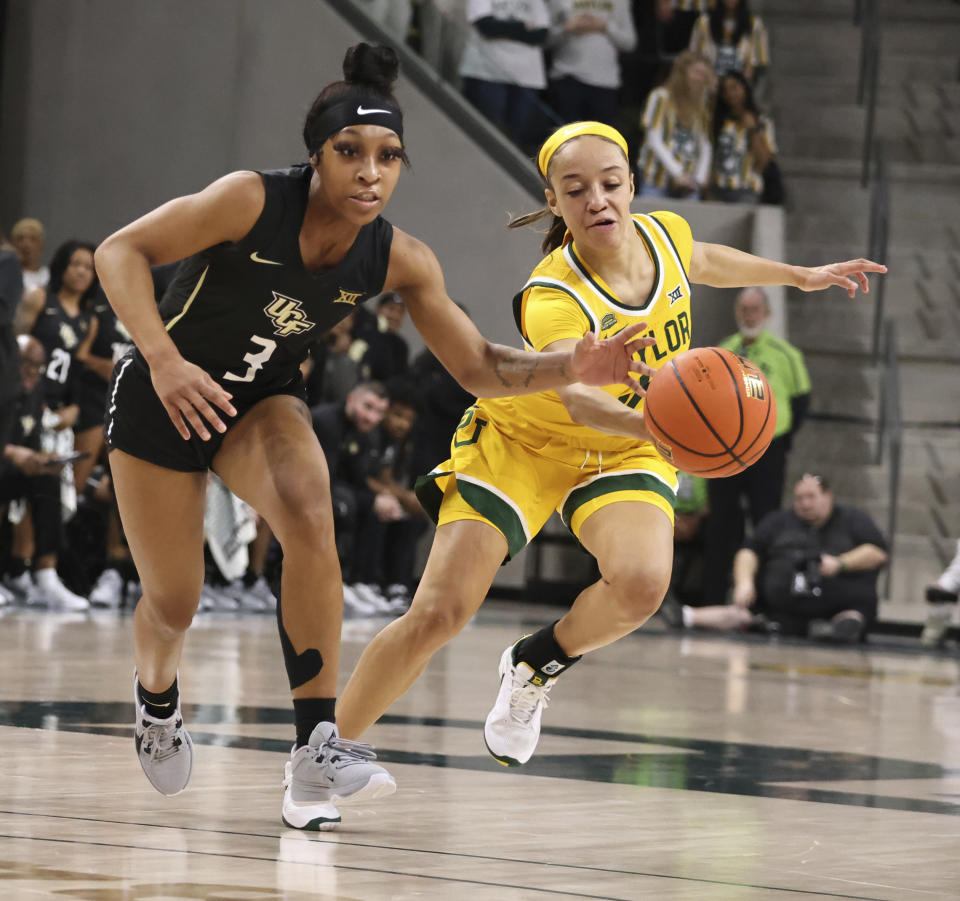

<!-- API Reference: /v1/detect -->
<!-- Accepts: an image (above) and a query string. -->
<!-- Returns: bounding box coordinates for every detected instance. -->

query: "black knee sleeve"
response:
[274,580,324,689]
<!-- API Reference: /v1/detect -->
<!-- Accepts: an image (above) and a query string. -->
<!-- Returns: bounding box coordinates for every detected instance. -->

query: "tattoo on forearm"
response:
[493,348,565,389]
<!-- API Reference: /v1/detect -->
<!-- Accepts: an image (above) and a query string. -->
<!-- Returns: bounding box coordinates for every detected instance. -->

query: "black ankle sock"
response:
[137,677,179,720]
[514,622,581,677]
[8,558,27,578]
[242,569,260,588]
[294,697,336,748]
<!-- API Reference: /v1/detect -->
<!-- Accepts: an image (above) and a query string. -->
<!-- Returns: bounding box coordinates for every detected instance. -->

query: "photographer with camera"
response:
[730,473,887,642]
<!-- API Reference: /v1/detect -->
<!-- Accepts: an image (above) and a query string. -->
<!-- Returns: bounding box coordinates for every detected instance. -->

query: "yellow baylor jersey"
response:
[481,210,693,453]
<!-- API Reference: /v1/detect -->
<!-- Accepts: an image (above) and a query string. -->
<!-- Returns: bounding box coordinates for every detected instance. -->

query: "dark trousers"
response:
[462,77,543,151]
[548,76,619,127]
[347,504,428,589]
[0,469,62,557]
[702,435,789,606]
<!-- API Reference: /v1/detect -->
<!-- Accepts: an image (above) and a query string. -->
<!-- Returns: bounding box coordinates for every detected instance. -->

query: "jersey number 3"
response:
[223,335,277,383]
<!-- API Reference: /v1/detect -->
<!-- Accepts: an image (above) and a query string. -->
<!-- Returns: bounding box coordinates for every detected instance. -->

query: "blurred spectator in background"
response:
[303,312,361,407]
[920,540,960,648]
[408,338,476,483]
[0,227,22,459]
[356,0,414,42]
[688,0,768,85]
[731,474,887,643]
[657,471,709,628]
[10,218,50,295]
[702,287,810,607]
[311,381,394,616]
[72,285,131,496]
[18,240,99,520]
[711,69,781,204]
[459,0,552,153]
[357,293,410,383]
[546,0,637,127]
[1,336,88,610]
[636,50,714,199]
[349,380,430,613]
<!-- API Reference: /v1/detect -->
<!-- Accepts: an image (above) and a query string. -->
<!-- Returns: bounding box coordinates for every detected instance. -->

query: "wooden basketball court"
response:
[1,602,958,899]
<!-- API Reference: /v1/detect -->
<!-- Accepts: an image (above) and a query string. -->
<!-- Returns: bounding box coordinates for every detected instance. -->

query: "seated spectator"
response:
[458,0,551,154]
[355,293,410,383]
[1,336,88,610]
[73,285,132,496]
[701,287,810,606]
[636,51,714,199]
[547,0,637,128]
[920,539,960,648]
[735,474,886,642]
[711,70,781,204]
[311,381,394,615]
[349,380,430,613]
[688,0,768,84]
[303,312,360,407]
[17,240,98,516]
[408,339,476,483]
[0,228,21,458]
[10,218,50,295]
[667,474,888,640]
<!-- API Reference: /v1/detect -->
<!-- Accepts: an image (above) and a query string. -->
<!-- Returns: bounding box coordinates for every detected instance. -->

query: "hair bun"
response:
[342,43,399,93]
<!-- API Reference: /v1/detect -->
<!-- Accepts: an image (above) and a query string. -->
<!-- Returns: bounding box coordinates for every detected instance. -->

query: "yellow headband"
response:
[537,121,629,178]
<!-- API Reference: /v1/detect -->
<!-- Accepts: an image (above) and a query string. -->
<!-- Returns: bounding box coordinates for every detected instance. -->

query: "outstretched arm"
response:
[385,229,655,397]
[690,242,886,298]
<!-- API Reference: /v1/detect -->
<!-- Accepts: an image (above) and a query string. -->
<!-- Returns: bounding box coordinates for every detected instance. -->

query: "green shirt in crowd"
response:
[720,330,811,438]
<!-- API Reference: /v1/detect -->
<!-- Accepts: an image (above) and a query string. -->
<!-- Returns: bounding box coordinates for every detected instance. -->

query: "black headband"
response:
[310,98,404,156]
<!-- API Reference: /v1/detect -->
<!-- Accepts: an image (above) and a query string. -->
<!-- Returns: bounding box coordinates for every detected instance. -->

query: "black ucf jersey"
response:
[31,293,93,409]
[133,164,394,400]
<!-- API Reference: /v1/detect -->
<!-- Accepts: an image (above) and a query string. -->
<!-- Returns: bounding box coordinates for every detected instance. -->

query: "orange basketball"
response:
[644,347,777,478]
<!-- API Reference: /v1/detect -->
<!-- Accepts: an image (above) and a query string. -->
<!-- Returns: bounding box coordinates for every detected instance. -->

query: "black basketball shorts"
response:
[104,352,307,472]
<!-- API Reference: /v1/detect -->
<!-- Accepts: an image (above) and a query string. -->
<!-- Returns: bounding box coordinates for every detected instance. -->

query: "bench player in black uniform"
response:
[95,43,652,830]
[18,240,98,610]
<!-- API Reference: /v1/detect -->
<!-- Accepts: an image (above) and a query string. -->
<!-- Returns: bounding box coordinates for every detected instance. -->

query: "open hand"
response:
[797,259,887,298]
[571,322,657,394]
[150,354,237,441]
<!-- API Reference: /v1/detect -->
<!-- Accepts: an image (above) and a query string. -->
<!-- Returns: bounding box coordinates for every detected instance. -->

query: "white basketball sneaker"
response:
[484,644,557,767]
[281,722,396,831]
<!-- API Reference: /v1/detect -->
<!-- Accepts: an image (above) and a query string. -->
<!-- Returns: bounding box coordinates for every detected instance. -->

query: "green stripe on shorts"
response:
[561,473,677,526]
[457,479,529,560]
[414,471,447,525]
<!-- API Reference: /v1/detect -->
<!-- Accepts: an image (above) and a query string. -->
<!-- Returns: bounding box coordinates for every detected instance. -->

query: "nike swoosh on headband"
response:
[357,105,392,116]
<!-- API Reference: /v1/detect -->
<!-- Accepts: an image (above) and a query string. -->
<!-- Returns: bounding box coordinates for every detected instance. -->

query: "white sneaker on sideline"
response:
[3,572,40,605]
[89,568,124,608]
[351,583,394,614]
[343,584,378,618]
[34,570,89,612]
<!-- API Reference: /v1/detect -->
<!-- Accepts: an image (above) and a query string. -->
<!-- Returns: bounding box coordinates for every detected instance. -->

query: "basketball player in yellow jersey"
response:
[335,122,886,768]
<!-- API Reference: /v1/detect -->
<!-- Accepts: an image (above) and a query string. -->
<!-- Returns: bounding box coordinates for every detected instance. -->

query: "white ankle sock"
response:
[681,605,695,629]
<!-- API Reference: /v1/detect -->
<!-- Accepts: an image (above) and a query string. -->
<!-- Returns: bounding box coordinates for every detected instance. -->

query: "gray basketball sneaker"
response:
[133,674,194,796]
[281,722,396,831]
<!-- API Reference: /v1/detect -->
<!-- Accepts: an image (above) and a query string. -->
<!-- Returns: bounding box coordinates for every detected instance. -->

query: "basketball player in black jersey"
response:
[94,43,653,830]
[17,240,98,611]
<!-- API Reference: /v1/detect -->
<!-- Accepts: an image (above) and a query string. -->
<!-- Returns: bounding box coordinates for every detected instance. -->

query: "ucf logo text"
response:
[264,292,316,337]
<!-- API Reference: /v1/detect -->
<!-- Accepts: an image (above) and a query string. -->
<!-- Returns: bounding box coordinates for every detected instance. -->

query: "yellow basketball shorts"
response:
[414,404,678,560]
